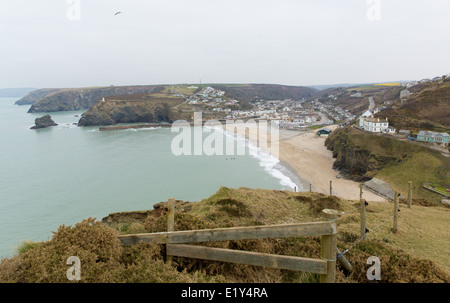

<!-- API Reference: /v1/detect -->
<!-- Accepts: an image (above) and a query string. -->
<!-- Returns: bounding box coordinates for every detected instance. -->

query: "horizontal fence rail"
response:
[167,244,328,274]
[118,200,339,283]
[118,221,337,246]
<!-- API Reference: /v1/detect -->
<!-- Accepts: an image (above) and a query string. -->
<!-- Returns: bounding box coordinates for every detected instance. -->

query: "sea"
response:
[0,97,302,258]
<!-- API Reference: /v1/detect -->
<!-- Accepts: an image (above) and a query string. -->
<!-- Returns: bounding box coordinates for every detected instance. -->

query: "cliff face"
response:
[325,127,407,181]
[327,126,450,203]
[26,86,163,113]
[15,88,62,105]
[77,95,183,126]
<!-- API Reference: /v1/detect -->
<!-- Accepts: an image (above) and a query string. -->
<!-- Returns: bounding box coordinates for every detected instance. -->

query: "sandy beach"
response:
[277,126,385,202]
[226,123,385,202]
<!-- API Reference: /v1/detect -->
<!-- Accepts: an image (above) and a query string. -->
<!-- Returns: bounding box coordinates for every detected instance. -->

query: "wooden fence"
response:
[118,199,339,283]
[358,181,413,238]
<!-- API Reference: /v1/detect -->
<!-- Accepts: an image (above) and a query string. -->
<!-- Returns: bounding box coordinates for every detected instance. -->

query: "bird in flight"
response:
[115,12,122,16]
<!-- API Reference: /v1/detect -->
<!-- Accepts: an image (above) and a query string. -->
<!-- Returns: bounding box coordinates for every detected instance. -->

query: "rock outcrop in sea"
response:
[30,114,58,129]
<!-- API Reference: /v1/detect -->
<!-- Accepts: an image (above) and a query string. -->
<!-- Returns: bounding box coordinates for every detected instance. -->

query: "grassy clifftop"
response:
[1,187,448,283]
[325,127,450,203]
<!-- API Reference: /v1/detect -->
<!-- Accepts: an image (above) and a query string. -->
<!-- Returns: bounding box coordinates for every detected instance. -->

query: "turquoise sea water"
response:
[0,98,300,258]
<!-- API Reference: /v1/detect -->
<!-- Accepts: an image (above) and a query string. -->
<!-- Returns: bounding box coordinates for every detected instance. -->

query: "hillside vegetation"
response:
[212,84,318,102]
[325,126,450,203]
[317,84,403,115]
[1,187,448,283]
[377,79,450,132]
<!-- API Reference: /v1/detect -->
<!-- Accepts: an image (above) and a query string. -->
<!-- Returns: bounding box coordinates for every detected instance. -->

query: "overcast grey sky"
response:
[1,0,449,88]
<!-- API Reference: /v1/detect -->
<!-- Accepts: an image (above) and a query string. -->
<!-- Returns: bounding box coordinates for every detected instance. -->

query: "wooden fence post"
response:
[393,192,399,233]
[294,186,297,192]
[360,183,363,200]
[310,184,312,193]
[408,181,412,209]
[329,181,333,196]
[320,209,338,283]
[360,199,367,240]
[167,198,175,264]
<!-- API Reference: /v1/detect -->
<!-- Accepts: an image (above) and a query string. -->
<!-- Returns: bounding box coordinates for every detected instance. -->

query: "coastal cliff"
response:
[15,88,62,106]
[325,126,450,203]
[26,86,163,113]
[77,94,185,126]
[325,127,402,181]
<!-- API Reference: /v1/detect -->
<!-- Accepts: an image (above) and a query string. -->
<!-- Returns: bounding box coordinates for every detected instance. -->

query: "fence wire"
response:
[340,208,401,255]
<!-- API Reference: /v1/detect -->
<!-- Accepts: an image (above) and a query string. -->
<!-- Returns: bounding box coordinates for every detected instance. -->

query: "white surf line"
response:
[205,125,300,191]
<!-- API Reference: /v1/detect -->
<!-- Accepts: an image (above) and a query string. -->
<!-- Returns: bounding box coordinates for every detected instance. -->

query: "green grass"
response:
[424,184,450,196]
[338,200,450,274]
[16,241,42,255]
[307,125,324,130]
[345,85,378,92]
[376,151,449,203]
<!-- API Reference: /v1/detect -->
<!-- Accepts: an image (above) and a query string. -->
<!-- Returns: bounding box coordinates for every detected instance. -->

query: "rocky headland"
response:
[15,88,62,106]
[23,85,164,113]
[77,94,185,127]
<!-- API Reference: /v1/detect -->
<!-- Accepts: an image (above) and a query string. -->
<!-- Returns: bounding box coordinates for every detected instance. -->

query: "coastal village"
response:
[176,85,353,129]
[170,75,449,149]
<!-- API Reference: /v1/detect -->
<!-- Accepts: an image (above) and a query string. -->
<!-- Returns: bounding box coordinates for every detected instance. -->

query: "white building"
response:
[360,117,393,133]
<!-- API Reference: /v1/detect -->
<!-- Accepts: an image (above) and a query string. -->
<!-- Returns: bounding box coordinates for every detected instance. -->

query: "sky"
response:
[0,0,449,89]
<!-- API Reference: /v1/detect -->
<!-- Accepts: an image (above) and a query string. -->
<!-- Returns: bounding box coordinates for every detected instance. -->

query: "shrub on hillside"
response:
[0,218,123,283]
[0,218,220,283]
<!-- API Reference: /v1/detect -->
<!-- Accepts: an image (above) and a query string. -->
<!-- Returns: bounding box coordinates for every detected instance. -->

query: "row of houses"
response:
[417,131,450,147]
[359,114,449,147]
